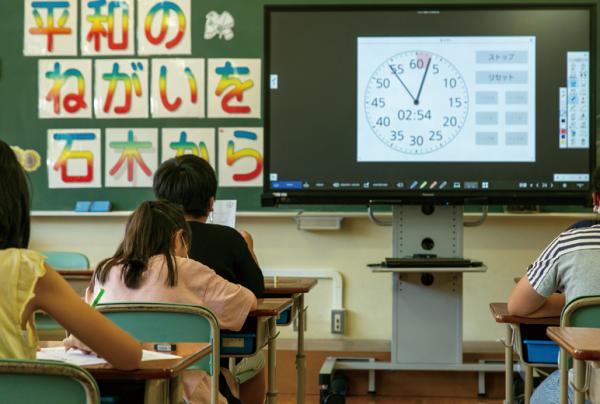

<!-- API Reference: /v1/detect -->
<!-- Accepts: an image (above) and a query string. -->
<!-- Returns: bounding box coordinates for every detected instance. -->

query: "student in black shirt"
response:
[153,154,265,404]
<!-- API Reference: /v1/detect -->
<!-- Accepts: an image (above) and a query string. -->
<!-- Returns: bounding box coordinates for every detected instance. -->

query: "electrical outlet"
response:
[331,309,345,334]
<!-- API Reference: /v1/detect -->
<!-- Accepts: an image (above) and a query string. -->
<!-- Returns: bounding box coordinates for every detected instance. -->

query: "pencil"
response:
[91,288,105,308]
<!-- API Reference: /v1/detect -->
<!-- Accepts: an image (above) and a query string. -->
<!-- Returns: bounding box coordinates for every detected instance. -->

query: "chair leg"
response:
[524,364,533,404]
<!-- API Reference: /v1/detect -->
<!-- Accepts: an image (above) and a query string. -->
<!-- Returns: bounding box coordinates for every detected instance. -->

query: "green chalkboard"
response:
[0,0,597,213]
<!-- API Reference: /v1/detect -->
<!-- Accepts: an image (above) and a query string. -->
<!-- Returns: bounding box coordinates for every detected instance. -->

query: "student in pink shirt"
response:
[83,201,257,404]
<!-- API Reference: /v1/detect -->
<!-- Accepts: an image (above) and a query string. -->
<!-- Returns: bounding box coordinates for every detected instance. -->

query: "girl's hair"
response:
[0,140,30,249]
[95,201,191,288]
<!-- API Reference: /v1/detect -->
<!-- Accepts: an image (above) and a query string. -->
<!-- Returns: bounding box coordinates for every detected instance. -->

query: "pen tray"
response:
[221,333,257,355]
[518,323,558,364]
[276,307,292,325]
[523,340,559,364]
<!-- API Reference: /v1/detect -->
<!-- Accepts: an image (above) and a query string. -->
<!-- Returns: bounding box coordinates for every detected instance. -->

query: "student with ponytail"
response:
[84,200,257,404]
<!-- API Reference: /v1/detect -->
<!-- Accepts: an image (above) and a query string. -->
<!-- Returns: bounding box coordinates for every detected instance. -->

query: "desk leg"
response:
[505,324,514,404]
[573,359,586,404]
[296,294,306,404]
[524,364,533,404]
[560,348,568,404]
[267,316,279,404]
[169,375,184,404]
[144,380,168,404]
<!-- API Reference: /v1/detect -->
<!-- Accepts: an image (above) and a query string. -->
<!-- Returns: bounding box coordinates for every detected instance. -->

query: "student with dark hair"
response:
[153,154,264,296]
[153,155,266,404]
[85,200,257,404]
[0,139,141,369]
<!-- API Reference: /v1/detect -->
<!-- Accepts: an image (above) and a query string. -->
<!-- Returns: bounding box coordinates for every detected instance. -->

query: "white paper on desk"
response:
[211,200,237,228]
[37,347,180,366]
[37,347,108,366]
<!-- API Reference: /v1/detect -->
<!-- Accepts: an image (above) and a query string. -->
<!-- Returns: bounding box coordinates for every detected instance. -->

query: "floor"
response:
[278,395,504,403]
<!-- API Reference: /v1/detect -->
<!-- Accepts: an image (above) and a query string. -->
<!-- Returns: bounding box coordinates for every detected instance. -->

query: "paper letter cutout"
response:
[81,0,135,55]
[138,0,191,55]
[218,127,263,187]
[151,58,204,118]
[47,129,102,188]
[208,59,261,118]
[24,0,78,56]
[95,59,149,118]
[39,59,92,118]
[105,128,158,187]
[161,128,215,167]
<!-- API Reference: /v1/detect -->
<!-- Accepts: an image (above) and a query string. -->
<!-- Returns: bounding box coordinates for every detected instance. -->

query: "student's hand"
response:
[238,229,259,264]
[63,334,96,356]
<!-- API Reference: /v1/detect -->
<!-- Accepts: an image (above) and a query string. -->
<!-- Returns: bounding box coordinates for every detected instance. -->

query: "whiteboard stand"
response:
[319,205,508,403]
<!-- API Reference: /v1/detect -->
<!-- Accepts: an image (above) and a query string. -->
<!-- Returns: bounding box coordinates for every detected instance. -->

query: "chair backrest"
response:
[96,302,220,404]
[43,251,90,270]
[561,295,600,327]
[0,358,100,404]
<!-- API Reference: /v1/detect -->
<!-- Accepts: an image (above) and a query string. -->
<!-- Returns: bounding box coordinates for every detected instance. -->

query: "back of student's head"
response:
[153,155,217,218]
[95,201,191,289]
[0,140,30,249]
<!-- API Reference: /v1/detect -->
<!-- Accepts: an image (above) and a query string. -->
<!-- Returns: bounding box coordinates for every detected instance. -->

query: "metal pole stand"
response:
[319,205,501,403]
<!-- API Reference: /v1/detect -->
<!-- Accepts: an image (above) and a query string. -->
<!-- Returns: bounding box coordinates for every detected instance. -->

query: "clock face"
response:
[364,50,469,154]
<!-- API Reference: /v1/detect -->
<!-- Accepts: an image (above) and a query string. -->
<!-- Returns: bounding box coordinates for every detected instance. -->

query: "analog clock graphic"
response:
[364,51,469,154]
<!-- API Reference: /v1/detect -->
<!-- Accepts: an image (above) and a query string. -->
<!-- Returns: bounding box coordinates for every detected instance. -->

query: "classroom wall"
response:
[29,213,579,344]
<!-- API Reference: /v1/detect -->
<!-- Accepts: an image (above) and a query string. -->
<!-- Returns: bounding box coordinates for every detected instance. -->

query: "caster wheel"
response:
[331,373,349,396]
[322,393,345,404]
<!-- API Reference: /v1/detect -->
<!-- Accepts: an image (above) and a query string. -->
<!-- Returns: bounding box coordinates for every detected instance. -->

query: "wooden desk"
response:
[547,326,600,404]
[56,272,316,404]
[263,277,318,295]
[490,303,560,404]
[41,342,211,404]
[87,342,211,381]
[249,298,293,317]
[264,277,318,404]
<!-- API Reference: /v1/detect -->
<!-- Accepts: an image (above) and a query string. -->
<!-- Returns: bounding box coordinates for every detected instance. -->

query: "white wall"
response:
[30,212,580,343]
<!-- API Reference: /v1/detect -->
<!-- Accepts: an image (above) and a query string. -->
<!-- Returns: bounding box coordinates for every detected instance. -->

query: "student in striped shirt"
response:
[508,168,600,403]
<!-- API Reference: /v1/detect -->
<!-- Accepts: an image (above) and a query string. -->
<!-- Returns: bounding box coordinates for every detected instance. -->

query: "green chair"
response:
[96,302,220,404]
[0,358,100,404]
[559,295,600,404]
[37,251,91,340]
[42,251,90,270]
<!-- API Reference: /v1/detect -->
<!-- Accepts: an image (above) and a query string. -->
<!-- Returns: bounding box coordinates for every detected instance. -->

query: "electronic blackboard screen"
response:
[263,4,596,206]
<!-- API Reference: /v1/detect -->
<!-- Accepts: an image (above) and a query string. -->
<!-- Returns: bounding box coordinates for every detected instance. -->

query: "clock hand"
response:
[388,64,416,103]
[414,56,432,106]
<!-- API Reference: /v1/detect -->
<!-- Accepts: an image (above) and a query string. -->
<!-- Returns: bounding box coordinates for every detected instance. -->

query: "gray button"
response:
[506,132,528,145]
[506,112,528,125]
[476,51,528,64]
[476,71,528,84]
[476,132,498,145]
[476,112,498,125]
[506,91,528,105]
[476,92,498,105]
